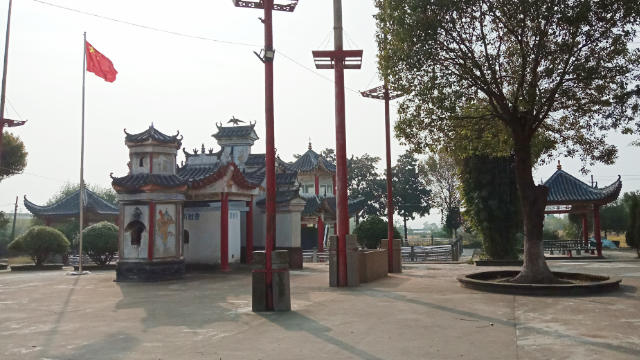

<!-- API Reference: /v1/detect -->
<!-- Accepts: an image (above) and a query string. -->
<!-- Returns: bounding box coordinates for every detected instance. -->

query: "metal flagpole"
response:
[78,32,87,274]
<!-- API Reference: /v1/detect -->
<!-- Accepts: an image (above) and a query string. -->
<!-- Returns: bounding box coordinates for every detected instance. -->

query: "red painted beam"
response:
[246,196,254,264]
[221,192,230,271]
[148,202,155,260]
[384,85,394,272]
[264,0,275,309]
[593,205,602,257]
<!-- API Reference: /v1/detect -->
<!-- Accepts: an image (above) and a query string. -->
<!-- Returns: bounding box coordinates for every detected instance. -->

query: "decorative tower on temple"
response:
[111,125,187,281]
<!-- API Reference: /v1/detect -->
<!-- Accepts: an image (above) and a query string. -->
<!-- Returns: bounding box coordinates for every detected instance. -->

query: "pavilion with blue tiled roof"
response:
[24,186,119,226]
[543,161,622,257]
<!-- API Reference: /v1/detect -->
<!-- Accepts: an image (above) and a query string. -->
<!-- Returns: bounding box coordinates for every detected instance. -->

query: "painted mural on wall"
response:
[154,204,177,258]
[123,205,149,259]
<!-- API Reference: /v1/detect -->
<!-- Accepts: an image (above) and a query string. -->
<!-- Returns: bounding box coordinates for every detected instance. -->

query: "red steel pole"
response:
[332,0,349,287]
[246,196,254,264]
[264,0,276,309]
[221,192,230,271]
[384,85,394,272]
[594,205,602,257]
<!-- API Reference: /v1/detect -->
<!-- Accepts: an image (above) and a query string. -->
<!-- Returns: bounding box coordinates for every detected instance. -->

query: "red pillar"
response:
[263,0,275,308]
[383,85,395,272]
[220,193,230,271]
[148,202,155,260]
[593,205,602,257]
[582,214,588,247]
[315,174,324,251]
[246,197,254,264]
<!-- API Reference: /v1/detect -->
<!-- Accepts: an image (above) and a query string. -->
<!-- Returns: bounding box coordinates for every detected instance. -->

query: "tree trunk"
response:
[511,140,557,284]
[403,216,408,241]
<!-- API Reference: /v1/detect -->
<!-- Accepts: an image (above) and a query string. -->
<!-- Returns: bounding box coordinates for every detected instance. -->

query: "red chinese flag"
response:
[85,41,117,82]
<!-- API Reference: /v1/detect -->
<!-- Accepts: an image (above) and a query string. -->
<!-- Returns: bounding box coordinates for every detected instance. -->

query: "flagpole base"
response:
[66,271,91,276]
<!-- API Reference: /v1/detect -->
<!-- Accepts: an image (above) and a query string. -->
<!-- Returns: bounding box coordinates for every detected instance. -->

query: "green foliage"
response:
[600,200,629,236]
[625,193,640,257]
[459,155,520,259]
[419,152,461,225]
[348,154,386,219]
[393,151,431,238]
[354,216,401,249]
[444,206,462,237]
[46,182,117,206]
[0,131,28,181]
[82,221,118,265]
[8,226,70,266]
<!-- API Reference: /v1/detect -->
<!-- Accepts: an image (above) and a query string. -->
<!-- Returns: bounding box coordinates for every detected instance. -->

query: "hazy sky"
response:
[1,0,638,229]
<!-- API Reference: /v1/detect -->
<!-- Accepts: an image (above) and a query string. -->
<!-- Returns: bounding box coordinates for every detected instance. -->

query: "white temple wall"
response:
[122,205,149,259]
[275,212,301,248]
[183,207,242,265]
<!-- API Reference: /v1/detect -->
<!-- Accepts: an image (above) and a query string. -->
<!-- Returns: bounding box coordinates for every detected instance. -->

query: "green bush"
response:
[354,217,401,249]
[626,194,640,257]
[82,221,118,265]
[459,155,521,260]
[8,226,70,266]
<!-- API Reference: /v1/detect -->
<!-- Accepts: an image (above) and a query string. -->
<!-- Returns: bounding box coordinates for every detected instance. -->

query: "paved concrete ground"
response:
[1,250,639,360]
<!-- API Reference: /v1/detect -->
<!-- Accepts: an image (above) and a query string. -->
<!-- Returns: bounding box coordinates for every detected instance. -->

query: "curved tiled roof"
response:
[212,124,258,140]
[290,149,336,173]
[24,187,118,217]
[111,173,187,192]
[256,190,303,206]
[124,124,182,146]
[544,170,622,205]
[177,163,222,182]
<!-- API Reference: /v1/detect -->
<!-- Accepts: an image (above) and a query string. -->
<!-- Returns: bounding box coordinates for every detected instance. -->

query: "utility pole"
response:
[233,0,298,310]
[312,0,362,286]
[361,83,401,272]
[0,0,26,166]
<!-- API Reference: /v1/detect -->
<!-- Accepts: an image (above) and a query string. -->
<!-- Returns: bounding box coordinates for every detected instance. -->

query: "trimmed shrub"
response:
[82,221,118,265]
[354,217,401,249]
[8,226,70,266]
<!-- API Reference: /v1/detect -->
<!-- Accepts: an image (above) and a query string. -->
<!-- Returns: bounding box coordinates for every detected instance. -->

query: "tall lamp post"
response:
[312,0,362,287]
[361,83,401,273]
[233,0,298,310]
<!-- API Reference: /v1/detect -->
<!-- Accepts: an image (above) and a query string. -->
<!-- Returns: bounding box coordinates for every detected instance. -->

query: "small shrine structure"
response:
[24,187,118,226]
[291,142,336,251]
[543,162,622,257]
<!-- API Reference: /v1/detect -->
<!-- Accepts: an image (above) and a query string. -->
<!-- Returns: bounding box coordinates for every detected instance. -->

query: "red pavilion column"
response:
[593,205,602,257]
[220,193,230,271]
[315,174,324,251]
[148,202,155,260]
[582,214,588,247]
[246,196,254,264]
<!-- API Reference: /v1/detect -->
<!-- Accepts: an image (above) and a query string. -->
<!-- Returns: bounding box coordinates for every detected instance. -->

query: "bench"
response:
[543,240,594,257]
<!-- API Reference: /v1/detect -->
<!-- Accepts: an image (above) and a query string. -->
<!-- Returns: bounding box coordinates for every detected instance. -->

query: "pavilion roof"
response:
[544,169,622,206]
[290,148,336,174]
[124,124,182,146]
[24,187,118,218]
[212,124,258,140]
[301,196,365,218]
[111,173,188,193]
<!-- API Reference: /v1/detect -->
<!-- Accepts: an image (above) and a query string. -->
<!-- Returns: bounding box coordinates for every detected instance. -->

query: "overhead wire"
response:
[31,0,366,95]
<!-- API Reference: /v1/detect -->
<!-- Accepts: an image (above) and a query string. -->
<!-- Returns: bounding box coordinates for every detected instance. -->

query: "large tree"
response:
[419,152,461,226]
[376,0,640,283]
[0,131,27,181]
[348,154,386,223]
[393,151,431,239]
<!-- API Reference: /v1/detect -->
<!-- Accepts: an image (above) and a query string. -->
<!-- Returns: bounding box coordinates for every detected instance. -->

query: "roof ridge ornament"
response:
[228,116,245,126]
[557,160,562,170]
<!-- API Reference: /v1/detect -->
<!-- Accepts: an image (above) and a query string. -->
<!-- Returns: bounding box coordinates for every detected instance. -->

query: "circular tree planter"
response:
[457,270,621,296]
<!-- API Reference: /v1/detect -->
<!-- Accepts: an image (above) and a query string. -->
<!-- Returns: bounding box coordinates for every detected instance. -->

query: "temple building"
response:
[109,120,362,280]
